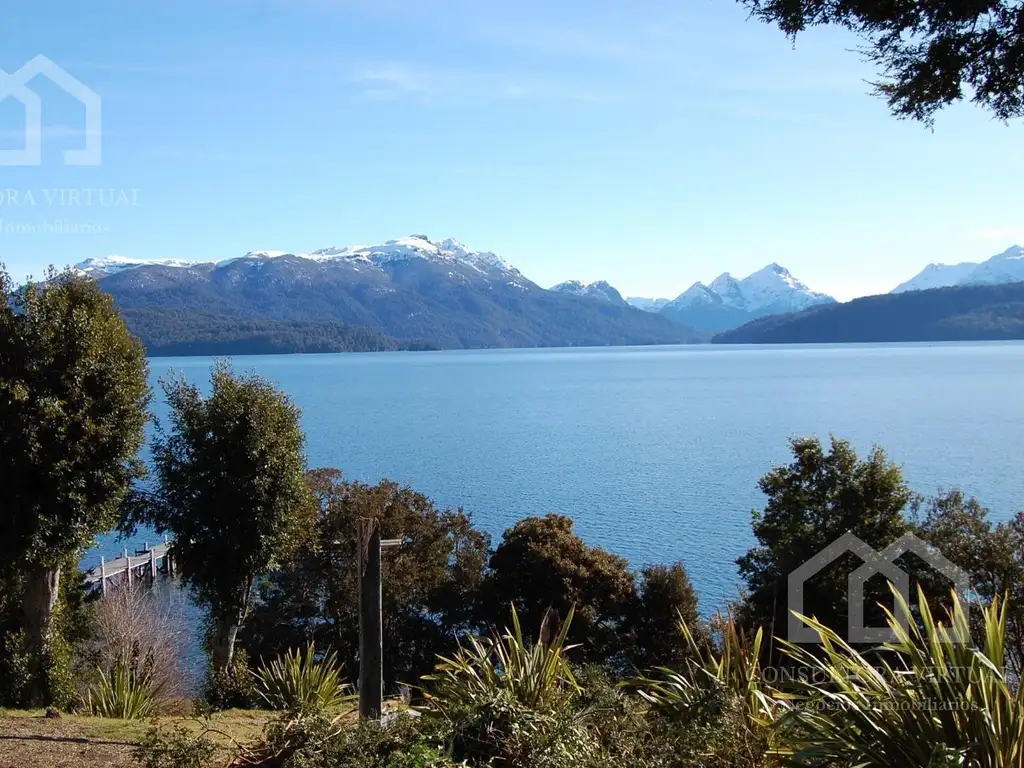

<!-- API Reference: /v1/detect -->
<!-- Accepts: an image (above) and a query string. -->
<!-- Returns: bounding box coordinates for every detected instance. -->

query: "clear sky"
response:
[1,0,1021,301]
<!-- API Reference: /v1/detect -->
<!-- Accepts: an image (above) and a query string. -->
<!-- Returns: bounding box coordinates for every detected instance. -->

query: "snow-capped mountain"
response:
[307,235,522,278]
[965,245,1024,285]
[891,246,1024,293]
[74,235,523,282]
[75,255,201,277]
[734,264,833,313]
[70,235,701,350]
[659,264,834,332]
[550,280,627,305]
[890,262,978,293]
[709,273,747,310]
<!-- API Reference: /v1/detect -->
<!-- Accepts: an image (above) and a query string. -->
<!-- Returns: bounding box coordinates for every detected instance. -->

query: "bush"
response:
[230,712,453,768]
[134,723,218,768]
[83,664,159,719]
[422,606,599,767]
[252,643,353,713]
[0,629,33,708]
[80,583,190,708]
[775,587,1024,768]
[202,648,256,711]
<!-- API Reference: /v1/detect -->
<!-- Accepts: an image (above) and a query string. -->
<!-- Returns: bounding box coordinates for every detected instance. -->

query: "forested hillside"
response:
[714,282,1024,344]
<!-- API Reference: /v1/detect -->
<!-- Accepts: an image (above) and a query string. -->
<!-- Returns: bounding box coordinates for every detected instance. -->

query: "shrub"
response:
[201,648,256,711]
[775,586,1024,768]
[631,613,777,768]
[82,583,190,708]
[252,643,353,713]
[134,723,218,768]
[424,605,580,712]
[229,712,452,768]
[83,664,159,719]
[422,605,599,767]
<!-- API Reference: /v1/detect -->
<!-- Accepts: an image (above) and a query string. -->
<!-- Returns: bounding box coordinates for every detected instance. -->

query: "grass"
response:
[0,707,273,768]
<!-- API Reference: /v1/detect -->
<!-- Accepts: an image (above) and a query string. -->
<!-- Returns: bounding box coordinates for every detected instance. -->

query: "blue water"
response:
[89,342,1024,613]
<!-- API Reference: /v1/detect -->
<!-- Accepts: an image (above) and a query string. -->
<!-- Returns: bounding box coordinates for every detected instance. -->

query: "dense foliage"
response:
[140,361,315,672]
[243,470,491,690]
[713,281,1024,343]
[737,436,912,660]
[739,0,1024,123]
[120,308,435,356]
[481,514,638,667]
[0,267,150,705]
[778,588,1024,767]
[911,491,1024,676]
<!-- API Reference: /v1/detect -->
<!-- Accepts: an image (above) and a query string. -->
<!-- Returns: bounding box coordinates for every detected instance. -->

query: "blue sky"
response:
[1,0,1021,301]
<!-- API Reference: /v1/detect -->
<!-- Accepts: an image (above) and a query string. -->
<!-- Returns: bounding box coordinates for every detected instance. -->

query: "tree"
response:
[736,436,912,657]
[243,470,490,690]
[0,268,150,705]
[481,514,638,666]
[738,0,1024,123]
[626,563,708,671]
[144,361,313,672]
[913,491,1024,676]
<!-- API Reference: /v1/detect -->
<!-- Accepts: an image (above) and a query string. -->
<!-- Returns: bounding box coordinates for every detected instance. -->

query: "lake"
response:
[90,342,1024,612]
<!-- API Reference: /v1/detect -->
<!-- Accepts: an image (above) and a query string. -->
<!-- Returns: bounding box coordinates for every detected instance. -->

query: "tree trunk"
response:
[22,564,61,706]
[210,619,240,671]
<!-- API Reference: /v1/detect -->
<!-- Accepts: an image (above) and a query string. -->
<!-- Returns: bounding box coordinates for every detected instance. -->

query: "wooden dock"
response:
[83,538,175,594]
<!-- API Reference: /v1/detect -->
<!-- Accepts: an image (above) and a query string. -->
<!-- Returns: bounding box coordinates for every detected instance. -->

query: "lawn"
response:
[0,708,273,768]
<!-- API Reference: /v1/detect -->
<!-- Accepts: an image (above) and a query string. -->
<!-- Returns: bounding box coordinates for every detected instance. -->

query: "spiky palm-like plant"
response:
[775,587,1024,768]
[423,605,580,713]
[252,643,353,713]
[636,612,777,727]
[421,606,594,767]
[83,665,159,719]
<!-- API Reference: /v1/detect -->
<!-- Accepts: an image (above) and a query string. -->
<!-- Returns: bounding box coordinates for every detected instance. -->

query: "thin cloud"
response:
[350,63,608,106]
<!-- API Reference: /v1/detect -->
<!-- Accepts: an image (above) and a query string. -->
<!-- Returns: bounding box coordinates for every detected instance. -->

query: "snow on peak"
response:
[550,279,626,305]
[891,245,1024,293]
[309,236,520,276]
[738,262,829,311]
[675,282,720,305]
[74,255,196,276]
[71,236,523,281]
[891,262,978,293]
[670,264,832,313]
[708,273,745,309]
[963,244,1024,285]
[245,250,292,259]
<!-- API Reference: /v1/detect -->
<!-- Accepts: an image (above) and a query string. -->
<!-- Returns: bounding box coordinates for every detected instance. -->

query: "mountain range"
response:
[656,265,835,332]
[600,265,835,332]
[67,238,1024,353]
[891,245,1024,293]
[75,235,704,352]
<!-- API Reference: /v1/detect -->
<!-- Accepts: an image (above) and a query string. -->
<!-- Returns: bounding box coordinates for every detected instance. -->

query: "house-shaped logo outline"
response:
[848,532,971,644]
[0,55,101,166]
[787,531,910,644]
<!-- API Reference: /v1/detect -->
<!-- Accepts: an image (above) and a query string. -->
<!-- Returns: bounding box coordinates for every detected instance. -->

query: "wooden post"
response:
[149,548,157,582]
[358,519,383,720]
[124,547,132,587]
[99,556,107,597]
